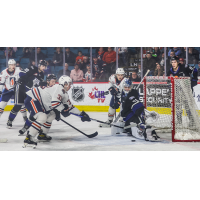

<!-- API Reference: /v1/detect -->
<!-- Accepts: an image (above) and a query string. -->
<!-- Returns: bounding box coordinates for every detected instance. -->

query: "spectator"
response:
[168,47,182,57]
[79,56,90,72]
[160,52,165,67]
[115,47,128,66]
[76,51,84,64]
[21,47,31,61]
[16,61,21,68]
[53,47,63,66]
[57,63,71,79]
[197,61,200,76]
[188,47,199,64]
[151,47,161,62]
[70,63,84,82]
[44,60,52,76]
[97,47,105,61]
[5,47,15,58]
[179,58,185,68]
[84,64,92,82]
[143,51,156,76]
[65,47,76,65]
[31,47,46,62]
[154,63,164,76]
[130,71,141,82]
[166,51,175,71]
[93,55,107,81]
[28,60,36,68]
[102,47,118,74]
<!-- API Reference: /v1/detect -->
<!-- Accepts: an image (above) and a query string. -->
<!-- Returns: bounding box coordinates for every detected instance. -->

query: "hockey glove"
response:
[61,109,70,117]
[80,111,91,122]
[109,87,118,96]
[53,109,61,121]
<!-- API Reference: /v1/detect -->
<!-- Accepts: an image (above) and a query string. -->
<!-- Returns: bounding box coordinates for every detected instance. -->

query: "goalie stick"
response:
[60,118,98,138]
[70,112,137,129]
[114,70,150,123]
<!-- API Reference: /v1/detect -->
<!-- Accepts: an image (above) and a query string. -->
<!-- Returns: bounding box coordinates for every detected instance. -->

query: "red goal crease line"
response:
[146,82,168,84]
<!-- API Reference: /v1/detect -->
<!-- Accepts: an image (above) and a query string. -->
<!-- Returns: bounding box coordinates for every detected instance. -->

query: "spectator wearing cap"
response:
[154,63,164,76]
[130,71,141,82]
[76,51,84,64]
[102,47,119,75]
[143,51,156,76]
[168,47,182,57]
[179,58,185,68]
[92,55,107,81]
[79,56,90,73]
[53,47,63,66]
[65,47,76,66]
[57,63,71,79]
[70,63,84,82]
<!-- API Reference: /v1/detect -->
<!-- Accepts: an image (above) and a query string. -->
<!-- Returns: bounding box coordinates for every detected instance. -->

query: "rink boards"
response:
[2,82,200,112]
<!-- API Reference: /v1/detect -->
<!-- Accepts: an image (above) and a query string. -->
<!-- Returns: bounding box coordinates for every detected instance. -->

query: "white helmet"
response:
[8,59,16,65]
[59,75,72,86]
[116,68,125,75]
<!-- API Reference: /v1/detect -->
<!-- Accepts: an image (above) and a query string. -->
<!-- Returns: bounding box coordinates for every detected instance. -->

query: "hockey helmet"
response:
[46,74,57,82]
[59,75,72,86]
[8,59,16,65]
[116,68,125,75]
[38,60,47,67]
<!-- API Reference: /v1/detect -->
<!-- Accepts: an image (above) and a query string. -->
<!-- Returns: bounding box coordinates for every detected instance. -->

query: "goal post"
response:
[143,76,200,142]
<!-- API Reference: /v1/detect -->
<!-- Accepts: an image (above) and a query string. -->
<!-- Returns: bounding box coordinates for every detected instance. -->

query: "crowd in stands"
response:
[1,47,200,82]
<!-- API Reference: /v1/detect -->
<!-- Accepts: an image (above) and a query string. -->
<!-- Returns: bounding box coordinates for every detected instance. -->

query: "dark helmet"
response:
[46,74,57,82]
[38,60,47,67]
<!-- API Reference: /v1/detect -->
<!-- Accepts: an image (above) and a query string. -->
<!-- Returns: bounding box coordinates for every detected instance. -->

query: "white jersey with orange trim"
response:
[0,67,22,92]
[108,74,124,98]
[26,84,81,115]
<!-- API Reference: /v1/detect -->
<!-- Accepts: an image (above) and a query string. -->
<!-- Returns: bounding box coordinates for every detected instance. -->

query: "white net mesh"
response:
[145,76,200,141]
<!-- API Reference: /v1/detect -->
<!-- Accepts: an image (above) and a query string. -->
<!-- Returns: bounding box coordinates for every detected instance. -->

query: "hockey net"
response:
[143,76,200,142]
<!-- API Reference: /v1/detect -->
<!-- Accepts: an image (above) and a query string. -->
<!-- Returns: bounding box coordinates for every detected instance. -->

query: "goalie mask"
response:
[122,78,133,95]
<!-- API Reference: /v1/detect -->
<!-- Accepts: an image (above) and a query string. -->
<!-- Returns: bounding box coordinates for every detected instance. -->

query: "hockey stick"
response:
[60,118,98,138]
[114,70,150,123]
[69,112,136,129]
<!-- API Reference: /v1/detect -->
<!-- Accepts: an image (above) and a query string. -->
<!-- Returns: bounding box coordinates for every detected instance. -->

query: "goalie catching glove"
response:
[80,111,91,122]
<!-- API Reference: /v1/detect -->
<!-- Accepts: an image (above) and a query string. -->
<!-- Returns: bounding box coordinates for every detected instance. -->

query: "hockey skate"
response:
[7,120,12,129]
[23,133,37,149]
[37,130,52,142]
[18,127,28,136]
[99,120,112,128]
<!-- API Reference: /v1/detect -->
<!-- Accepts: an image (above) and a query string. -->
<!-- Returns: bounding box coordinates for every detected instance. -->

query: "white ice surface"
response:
[0,112,200,151]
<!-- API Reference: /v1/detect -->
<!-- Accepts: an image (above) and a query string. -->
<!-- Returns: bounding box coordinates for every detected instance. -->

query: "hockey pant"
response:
[24,95,47,138]
[0,90,15,116]
[108,96,120,121]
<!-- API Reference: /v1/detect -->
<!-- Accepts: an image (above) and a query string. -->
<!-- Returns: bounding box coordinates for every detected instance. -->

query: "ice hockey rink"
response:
[1,111,200,151]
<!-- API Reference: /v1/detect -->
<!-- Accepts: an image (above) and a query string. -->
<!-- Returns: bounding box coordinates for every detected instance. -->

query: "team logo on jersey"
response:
[72,86,85,102]
[10,77,15,86]
[33,78,40,87]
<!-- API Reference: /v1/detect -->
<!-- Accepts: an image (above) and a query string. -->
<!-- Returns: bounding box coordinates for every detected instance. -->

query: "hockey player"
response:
[167,56,198,90]
[6,60,47,128]
[23,75,91,148]
[18,74,57,136]
[0,59,25,120]
[118,78,160,141]
[99,68,125,127]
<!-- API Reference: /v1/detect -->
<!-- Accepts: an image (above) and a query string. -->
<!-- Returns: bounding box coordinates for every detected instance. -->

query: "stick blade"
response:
[87,131,98,138]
